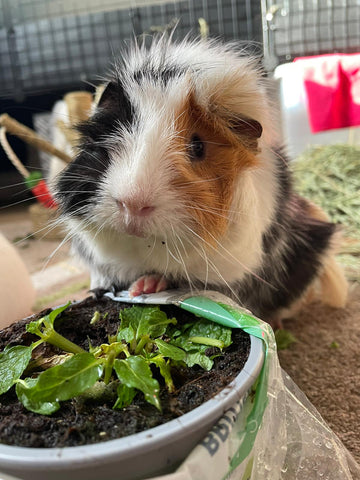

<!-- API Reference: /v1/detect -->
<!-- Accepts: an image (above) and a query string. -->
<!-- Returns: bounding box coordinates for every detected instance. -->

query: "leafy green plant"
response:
[0,303,232,415]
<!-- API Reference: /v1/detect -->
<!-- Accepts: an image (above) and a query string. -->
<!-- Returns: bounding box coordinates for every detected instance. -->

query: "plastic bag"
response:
[142,293,360,480]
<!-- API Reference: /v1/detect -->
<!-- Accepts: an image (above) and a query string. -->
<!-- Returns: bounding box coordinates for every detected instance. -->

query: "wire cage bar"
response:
[0,0,262,100]
[262,0,360,70]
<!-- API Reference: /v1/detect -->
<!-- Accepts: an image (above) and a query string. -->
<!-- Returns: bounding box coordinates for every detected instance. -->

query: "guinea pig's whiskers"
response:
[0,180,33,191]
[41,230,74,271]
[186,205,229,221]
[206,229,276,289]
[57,173,99,183]
[143,236,157,261]
[182,233,210,290]
[269,146,289,168]
[170,225,195,293]
[177,175,225,188]
[181,222,241,301]
[180,220,274,290]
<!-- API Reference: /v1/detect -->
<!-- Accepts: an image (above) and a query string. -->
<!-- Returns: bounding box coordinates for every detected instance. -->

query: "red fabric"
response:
[294,54,360,133]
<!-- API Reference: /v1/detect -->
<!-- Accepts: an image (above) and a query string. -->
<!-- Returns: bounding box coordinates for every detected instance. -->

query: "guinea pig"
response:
[55,36,348,326]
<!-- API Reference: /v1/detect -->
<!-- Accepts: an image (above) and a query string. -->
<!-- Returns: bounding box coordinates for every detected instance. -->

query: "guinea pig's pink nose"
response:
[116,199,155,217]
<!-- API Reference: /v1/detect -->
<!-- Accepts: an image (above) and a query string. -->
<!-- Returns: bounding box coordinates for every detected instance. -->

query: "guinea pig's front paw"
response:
[128,274,168,298]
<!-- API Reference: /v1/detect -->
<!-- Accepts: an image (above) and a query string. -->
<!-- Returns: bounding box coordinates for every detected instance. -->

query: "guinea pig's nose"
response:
[116,199,155,217]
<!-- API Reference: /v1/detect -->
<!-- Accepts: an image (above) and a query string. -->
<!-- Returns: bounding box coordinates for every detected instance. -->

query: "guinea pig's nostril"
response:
[138,205,155,216]
[116,199,155,216]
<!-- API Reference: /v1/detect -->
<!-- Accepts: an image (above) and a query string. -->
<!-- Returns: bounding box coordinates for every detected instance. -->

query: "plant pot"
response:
[0,304,264,480]
[0,338,263,480]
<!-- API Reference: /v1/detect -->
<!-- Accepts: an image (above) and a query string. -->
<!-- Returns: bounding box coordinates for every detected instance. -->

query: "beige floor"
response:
[0,203,90,313]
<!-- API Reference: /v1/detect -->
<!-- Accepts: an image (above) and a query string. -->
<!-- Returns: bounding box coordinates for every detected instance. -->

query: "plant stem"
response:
[135,335,150,355]
[41,326,85,354]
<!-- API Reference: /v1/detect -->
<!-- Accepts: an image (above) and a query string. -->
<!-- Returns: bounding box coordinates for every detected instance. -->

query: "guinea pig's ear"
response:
[95,81,118,108]
[228,115,263,151]
[94,80,134,126]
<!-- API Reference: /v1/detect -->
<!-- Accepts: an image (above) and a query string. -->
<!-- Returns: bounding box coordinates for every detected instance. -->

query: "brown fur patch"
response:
[171,93,258,247]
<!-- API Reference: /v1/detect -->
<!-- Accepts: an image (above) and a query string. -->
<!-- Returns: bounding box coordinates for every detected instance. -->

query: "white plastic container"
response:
[273,62,360,158]
[0,335,264,480]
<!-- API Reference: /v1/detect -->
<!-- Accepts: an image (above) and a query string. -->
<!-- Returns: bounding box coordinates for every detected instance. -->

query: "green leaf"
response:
[186,319,232,348]
[119,306,176,341]
[113,384,137,409]
[0,345,33,395]
[185,351,213,371]
[116,326,135,343]
[114,356,161,411]
[47,302,72,326]
[20,352,103,403]
[167,317,232,371]
[150,355,175,393]
[26,302,71,335]
[155,339,186,361]
[274,329,297,351]
[170,318,231,352]
[16,379,60,415]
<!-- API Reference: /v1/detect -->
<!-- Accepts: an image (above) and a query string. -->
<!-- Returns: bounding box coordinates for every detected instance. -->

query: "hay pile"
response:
[292,144,360,281]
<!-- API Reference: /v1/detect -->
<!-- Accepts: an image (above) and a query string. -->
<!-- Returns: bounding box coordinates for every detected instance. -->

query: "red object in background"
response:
[31,179,57,209]
[24,171,58,209]
[294,53,360,133]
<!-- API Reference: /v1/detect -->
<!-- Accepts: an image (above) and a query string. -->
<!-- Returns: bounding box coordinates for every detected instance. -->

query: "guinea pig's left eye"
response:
[189,134,205,160]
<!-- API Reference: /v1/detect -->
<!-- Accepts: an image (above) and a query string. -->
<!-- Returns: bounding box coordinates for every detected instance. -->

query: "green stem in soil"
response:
[135,335,151,355]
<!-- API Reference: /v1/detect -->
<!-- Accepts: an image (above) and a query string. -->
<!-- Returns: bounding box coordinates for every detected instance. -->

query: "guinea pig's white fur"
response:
[56,36,347,324]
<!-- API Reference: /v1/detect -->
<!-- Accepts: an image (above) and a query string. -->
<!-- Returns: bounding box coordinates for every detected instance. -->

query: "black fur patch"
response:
[56,80,134,216]
[78,80,134,142]
[133,63,186,86]
[56,145,109,216]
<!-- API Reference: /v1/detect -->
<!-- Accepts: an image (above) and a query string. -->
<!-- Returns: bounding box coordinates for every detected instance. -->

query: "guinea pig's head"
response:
[56,37,273,255]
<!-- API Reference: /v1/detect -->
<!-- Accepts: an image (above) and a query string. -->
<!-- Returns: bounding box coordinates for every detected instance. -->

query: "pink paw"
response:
[128,274,168,297]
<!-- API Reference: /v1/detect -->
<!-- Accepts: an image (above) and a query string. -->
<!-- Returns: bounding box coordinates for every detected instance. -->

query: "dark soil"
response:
[0,295,250,448]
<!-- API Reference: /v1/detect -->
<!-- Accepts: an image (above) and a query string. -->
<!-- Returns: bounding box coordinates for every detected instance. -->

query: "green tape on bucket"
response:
[180,297,258,330]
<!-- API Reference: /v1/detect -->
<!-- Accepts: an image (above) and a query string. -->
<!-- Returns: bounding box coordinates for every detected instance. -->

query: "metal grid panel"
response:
[262,0,360,70]
[0,0,261,100]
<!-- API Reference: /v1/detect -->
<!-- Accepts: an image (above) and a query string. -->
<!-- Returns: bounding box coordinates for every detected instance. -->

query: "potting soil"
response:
[0,295,250,448]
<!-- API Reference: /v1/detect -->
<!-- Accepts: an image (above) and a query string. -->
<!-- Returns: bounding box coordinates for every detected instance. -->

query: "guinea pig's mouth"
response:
[123,222,148,238]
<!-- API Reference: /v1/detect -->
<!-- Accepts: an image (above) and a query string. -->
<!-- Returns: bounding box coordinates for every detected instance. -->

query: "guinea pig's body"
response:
[56,37,347,324]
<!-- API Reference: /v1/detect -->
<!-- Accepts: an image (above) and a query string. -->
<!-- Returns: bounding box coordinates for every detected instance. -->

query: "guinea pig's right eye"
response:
[188,134,205,161]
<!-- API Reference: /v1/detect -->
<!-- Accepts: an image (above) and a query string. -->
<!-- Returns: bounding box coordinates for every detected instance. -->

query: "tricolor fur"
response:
[55,36,347,322]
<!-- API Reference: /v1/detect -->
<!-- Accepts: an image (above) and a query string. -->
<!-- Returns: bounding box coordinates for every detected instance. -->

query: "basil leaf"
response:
[114,356,161,411]
[0,345,33,395]
[155,339,186,361]
[16,379,60,415]
[21,352,103,403]
[113,384,137,409]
